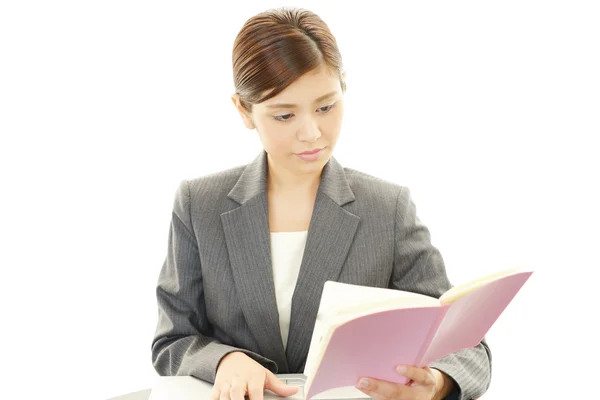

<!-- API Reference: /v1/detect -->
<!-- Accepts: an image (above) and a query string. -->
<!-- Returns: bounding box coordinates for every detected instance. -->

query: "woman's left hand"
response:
[355,365,452,400]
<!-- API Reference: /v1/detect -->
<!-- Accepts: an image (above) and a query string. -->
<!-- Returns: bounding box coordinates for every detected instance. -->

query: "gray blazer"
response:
[152,151,492,400]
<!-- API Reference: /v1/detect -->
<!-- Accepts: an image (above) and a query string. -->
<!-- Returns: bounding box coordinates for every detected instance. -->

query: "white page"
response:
[148,376,370,400]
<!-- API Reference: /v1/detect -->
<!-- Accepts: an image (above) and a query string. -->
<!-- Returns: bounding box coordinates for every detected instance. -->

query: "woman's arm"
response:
[151,180,276,383]
[391,186,492,400]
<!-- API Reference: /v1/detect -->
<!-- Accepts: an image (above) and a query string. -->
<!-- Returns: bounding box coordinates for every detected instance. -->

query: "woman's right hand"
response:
[211,351,300,400]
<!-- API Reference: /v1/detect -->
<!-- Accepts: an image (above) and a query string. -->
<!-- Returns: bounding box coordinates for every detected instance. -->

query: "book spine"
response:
[413,306,449,366]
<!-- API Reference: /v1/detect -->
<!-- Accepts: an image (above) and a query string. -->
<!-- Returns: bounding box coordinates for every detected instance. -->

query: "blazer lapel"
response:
[285,157,360,372]
[220,152,289,372]
[221,152,359,373]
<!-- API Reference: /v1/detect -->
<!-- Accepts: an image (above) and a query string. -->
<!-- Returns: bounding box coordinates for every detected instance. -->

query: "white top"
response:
[270,230,308,350]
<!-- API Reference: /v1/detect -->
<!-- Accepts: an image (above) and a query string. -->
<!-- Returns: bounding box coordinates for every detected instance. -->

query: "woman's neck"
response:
[267,159,322,195]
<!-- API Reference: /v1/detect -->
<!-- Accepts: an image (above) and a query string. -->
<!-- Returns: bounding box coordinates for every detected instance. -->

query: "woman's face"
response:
[233,64,345,178]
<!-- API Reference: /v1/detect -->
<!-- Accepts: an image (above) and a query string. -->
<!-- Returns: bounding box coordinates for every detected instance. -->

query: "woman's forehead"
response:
[259,68,341,106]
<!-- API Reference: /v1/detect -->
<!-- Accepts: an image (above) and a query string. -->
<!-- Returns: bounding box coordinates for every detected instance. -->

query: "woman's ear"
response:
[231,93,255,130]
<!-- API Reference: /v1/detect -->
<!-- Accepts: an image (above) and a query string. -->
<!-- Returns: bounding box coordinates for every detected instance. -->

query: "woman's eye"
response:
[274,113,293,121]
[318,104,335,113]
[273,102,336,122]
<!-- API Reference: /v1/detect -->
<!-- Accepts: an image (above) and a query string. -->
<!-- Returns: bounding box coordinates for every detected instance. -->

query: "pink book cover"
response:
[304,271,533,400]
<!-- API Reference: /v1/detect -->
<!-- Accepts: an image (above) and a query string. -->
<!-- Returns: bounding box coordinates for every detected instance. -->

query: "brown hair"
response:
[232,7,346,112]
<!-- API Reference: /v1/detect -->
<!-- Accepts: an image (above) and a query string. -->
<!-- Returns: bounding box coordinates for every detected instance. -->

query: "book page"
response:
[439,266,524,305]
[420,270,533,366]
[303,281,439,377]
[305,306,442,399]
[148,376,370,400]
[318,281,440,317]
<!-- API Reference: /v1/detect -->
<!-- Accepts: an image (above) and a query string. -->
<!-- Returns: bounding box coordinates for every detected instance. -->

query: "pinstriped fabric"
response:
[151,151,491,399]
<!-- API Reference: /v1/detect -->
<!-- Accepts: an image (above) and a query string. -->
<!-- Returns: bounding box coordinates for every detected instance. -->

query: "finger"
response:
[247,381,264,400]
[264,371,299,397]
[219,383,231,400]
[356,389,391,400]
[229,377,246,400]
[396,365,436,387]
[356,377,408,400]
[210,386,221,400]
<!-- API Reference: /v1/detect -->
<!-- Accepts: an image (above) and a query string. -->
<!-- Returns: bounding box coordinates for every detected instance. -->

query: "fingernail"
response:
[358,378,369,388]
[396,365,407,375]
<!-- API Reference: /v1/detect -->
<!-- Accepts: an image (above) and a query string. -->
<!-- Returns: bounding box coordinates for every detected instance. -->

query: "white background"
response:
[1,1,598,399]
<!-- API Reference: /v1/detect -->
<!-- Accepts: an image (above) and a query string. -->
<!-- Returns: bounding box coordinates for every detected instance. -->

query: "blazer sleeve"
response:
[391,186,492,400]
[151,180,277,383]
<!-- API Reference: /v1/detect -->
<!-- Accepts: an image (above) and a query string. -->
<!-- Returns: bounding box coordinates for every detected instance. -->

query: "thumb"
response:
[264,371,299,396]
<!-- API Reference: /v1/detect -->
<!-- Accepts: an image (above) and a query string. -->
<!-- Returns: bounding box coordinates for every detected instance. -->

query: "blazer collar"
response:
[227,150,355,206]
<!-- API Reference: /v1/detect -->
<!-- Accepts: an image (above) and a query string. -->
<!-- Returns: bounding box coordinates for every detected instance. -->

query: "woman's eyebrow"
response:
[265,91,337,109]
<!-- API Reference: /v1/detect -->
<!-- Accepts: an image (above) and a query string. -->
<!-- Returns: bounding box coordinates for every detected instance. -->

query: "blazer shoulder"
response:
[181,164,247,205]
[343,167,406,199]
[341,167,417,226]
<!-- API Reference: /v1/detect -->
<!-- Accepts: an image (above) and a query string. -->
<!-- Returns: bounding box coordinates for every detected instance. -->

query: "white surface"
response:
[270,231,308,350]
[1,1,598,399]
[148,376,370,400]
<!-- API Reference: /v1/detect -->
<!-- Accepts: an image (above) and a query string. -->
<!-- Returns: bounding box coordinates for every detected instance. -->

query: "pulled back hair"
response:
[232,7,346,112]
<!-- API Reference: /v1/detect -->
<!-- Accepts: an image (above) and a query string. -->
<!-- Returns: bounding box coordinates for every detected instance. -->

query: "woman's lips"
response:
[295,148,324,161]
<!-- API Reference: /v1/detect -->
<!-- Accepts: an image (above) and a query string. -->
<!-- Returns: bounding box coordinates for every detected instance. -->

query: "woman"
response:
[152,7,491,400]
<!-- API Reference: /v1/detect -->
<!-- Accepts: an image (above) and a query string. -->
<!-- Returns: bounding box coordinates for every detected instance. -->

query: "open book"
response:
[303,267,533,399]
